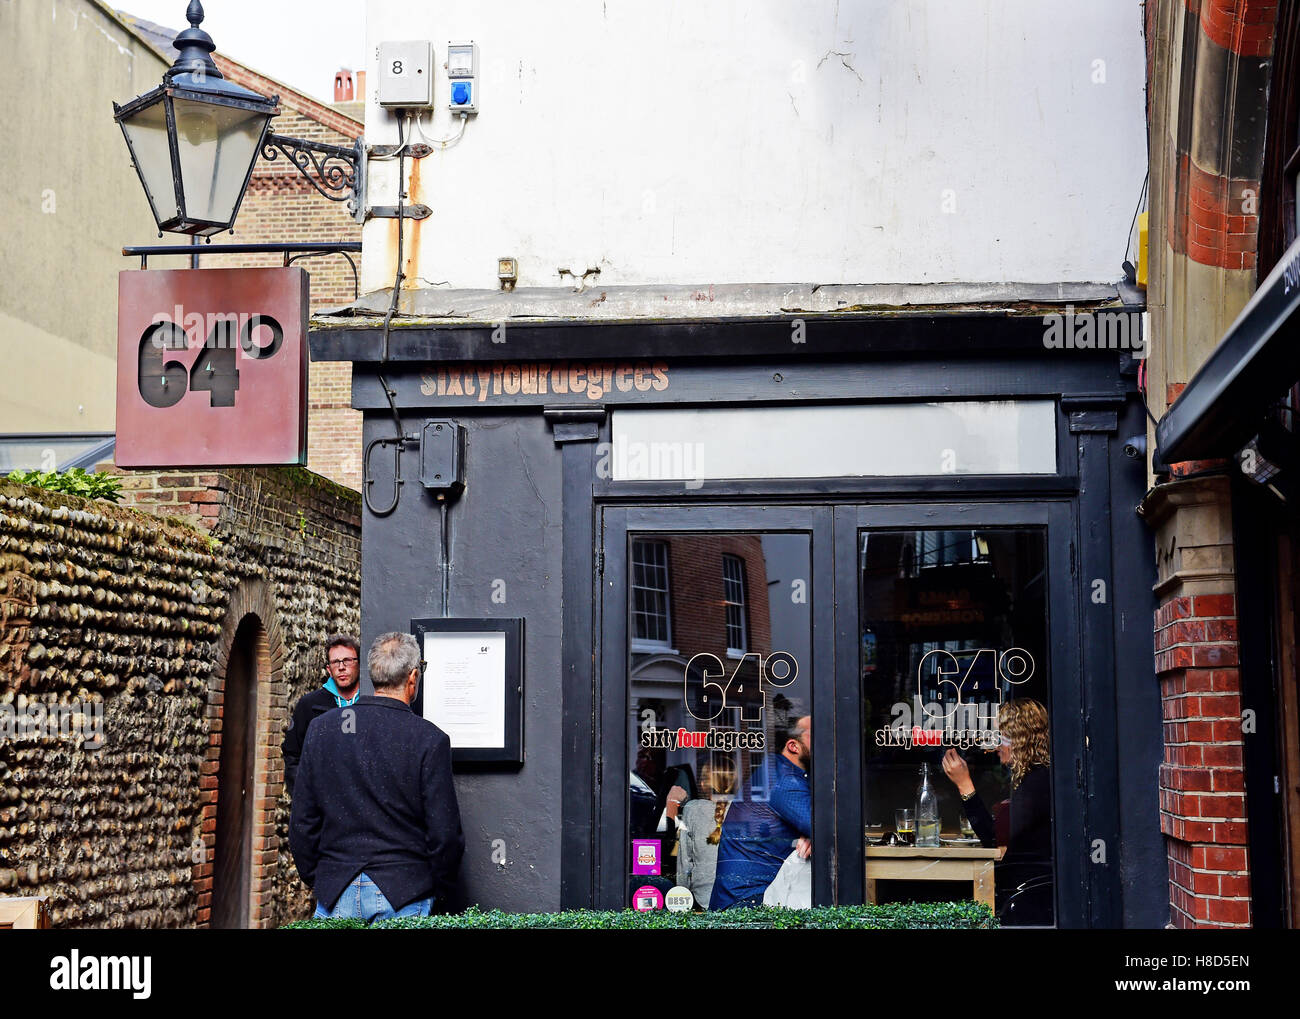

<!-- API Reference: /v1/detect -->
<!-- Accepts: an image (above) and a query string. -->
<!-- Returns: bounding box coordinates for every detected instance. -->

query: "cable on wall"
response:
[364,112,419,516]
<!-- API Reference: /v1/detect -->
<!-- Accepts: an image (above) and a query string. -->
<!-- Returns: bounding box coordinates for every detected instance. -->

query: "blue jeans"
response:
[314,872,433,923]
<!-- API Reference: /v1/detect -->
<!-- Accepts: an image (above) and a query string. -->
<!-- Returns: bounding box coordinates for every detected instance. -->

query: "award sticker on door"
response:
[664,886,694,912]
[632,838,661,875]
[633,885,664,911]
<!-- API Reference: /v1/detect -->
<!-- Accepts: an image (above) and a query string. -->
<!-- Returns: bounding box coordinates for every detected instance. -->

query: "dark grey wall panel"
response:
[1110,398,1166,928]
[361,409,566,913]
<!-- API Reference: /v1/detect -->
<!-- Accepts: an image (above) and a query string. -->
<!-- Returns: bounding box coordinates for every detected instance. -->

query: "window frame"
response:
[630,538,675,653]
[721,552,749,656]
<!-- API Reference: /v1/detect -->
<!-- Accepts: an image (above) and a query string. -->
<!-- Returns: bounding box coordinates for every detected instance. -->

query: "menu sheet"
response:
[421,629,507,749]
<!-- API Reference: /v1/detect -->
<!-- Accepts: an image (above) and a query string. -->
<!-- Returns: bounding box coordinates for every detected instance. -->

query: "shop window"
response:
[628,534,812,911]
[722,554,749,655]
[610,401,1057,481]
[631,539,673,651]
[860,527,1055,926]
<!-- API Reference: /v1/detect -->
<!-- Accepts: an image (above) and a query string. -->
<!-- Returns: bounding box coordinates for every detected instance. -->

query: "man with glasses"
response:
[282,634,363,797]
[290,631,463,922]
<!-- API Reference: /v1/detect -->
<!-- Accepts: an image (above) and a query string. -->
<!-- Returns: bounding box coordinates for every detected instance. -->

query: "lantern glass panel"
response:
[172,97,269,226]
[120,99,180,224]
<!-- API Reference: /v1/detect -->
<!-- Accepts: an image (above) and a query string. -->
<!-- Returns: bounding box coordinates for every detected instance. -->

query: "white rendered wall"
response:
[361,1,1147,296]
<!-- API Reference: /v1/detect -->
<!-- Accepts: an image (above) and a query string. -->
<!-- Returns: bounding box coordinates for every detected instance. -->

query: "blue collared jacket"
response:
[709,754,811,909]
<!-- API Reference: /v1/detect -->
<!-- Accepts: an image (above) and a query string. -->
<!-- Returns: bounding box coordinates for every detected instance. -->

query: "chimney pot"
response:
[333,68,354,103]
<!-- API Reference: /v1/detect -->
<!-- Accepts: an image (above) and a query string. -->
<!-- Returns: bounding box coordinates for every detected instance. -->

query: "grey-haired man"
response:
[289,631,464,922]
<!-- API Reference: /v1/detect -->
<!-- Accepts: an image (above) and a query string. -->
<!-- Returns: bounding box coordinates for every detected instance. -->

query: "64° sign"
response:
[116,267,308,468]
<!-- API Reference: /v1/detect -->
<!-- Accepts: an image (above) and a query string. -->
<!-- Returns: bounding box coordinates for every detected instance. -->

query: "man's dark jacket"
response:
[289,695,464,911]
[281,682,338,797]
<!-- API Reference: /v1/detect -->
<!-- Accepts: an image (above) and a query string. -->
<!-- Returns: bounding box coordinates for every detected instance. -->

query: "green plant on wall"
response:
[7,469,123,503]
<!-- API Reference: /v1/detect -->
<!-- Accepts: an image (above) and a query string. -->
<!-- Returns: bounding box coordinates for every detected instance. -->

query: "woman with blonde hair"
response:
[941,697,1052,924]
[674,756,738,909]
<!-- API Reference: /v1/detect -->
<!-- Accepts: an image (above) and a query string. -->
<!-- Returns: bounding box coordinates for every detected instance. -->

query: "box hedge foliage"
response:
[283,901,996,930]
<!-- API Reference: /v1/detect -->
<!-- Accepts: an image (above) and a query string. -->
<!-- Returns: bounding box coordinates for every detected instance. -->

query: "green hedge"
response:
[283,901,996,930]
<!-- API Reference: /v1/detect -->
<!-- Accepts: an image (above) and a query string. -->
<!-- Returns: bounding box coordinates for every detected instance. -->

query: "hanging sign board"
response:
[116,267,308,467]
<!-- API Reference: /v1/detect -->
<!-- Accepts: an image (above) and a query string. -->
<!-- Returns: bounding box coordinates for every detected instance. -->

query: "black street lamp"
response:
[113,0,364,237]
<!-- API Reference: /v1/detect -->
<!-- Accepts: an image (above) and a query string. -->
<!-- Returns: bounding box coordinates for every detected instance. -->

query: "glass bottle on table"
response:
[915,761,941,847]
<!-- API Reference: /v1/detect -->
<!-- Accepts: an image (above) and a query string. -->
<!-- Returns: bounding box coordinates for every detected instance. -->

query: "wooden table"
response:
[865,844,1006,908]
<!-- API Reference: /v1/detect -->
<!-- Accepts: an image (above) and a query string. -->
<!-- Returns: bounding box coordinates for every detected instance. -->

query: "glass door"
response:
[597,501,1082,921]
[834,502,1083,927]
[597,505,834,910]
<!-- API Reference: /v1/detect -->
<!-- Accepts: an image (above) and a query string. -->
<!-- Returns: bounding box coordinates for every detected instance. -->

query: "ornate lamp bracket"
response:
[261,131,367,223]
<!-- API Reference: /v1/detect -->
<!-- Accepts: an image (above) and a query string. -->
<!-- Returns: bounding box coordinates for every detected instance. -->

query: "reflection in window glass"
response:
[722,554,748,653]
[627,534,812,912]
[631,539,672,647]
[860,528,1055,926]
[0,435,114,472]
[611,401,1057,480]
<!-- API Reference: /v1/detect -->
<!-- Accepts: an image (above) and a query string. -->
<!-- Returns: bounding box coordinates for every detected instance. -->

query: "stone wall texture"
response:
[0,466,360,928]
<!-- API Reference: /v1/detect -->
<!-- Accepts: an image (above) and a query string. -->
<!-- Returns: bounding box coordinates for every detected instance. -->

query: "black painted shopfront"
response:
[311,311,1165,927]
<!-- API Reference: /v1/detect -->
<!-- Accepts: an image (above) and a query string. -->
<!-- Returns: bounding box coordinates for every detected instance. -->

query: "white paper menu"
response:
[421,629,507,749]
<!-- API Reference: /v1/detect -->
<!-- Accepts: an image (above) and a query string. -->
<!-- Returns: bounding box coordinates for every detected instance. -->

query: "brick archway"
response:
[196,577,287,929]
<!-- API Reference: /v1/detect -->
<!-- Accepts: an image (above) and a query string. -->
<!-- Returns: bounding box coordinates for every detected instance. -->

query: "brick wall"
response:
[1197,0,1278,58]
[184,56,365,493]
[0,466,360,928]
[1156,593,1250,926]
[1161,0,1277,273]
[663,535,773,663]
[1143,474,1250,928]
[1176,153,1261,272]
[120,465,361,927]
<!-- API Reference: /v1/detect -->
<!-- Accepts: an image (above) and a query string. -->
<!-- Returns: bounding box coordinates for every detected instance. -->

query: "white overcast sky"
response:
[118,0,365,104]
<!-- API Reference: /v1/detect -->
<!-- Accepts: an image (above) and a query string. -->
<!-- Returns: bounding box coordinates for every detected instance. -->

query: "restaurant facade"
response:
[312,301,1163,926]
[309,0,1164,925]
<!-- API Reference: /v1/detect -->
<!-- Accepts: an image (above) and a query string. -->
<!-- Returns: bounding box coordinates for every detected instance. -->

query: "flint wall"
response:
[0,467,360,928]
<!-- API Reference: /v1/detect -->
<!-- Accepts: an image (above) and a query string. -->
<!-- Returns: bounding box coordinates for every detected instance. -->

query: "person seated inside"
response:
[709,716,812,910]
[941,698,1053,925]
[672,756,738,910]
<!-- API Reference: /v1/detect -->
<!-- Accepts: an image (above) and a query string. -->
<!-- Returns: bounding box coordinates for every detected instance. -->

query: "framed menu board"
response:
[411,617,524,765]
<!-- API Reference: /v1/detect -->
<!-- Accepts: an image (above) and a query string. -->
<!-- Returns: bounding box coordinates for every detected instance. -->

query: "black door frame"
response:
[596,504,836,909]
[590,497,1091,923]
[832,499,1087,926]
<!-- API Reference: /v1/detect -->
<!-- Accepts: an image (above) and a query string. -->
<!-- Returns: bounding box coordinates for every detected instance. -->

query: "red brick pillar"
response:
[1142,475,1251,928]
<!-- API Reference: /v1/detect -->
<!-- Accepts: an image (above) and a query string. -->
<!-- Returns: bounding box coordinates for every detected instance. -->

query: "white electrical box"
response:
[446,41,479,113]
[377,41,434,108]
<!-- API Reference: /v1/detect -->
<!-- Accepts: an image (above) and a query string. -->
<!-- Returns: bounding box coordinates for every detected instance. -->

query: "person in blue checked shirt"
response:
[709,715,813,910]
